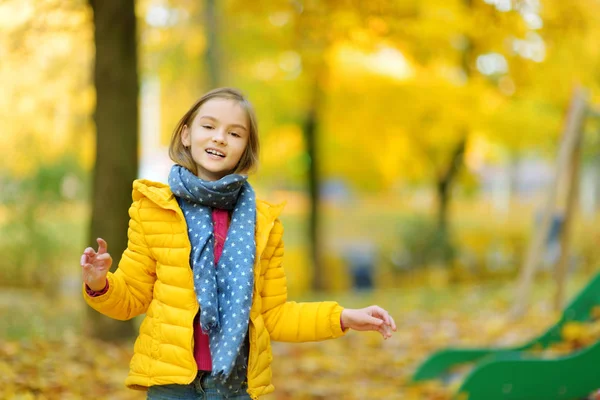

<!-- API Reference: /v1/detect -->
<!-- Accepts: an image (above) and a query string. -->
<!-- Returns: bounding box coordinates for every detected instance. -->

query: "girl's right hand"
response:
[81,238,112,291]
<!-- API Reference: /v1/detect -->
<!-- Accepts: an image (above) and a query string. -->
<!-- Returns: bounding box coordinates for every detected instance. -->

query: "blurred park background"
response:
[1,0,600,399]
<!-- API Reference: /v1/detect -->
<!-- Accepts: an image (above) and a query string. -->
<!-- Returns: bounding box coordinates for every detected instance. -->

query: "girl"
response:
[81,87,396,400]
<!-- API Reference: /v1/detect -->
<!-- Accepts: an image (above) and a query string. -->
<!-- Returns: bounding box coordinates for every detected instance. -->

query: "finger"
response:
[371,306,392,325]
[80,254,87,266]
[363,315,384,327]
[377,309,392,326]
[83,263,98,274]
[384,312,392,327]
[84,261,105,274]
[383,323,393,337]
[380,324,393,339]
[366,306,387,321]
[96,253,111,262]
[376,312,396,333]
[84,247,96,256]
[97,238,108,254]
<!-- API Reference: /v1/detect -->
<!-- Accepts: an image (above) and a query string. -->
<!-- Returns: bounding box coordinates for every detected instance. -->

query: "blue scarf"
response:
[168,165,256,393]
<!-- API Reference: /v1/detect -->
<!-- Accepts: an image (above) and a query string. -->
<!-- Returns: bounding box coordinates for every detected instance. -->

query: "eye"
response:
[202,125,214,130]
[230,132,241,138]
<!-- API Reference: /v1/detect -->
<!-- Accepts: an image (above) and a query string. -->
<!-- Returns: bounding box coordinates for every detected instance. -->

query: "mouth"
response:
[205,148,226,158]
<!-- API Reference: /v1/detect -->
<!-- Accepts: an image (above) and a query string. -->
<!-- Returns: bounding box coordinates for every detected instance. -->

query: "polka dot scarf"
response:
[169,164,255,392]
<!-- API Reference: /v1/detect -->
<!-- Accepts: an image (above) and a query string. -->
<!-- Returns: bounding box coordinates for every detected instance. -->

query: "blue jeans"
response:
[147,371,250,400]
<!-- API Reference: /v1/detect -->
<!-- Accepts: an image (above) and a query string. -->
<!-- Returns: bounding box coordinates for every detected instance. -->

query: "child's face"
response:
[182,98,250,181]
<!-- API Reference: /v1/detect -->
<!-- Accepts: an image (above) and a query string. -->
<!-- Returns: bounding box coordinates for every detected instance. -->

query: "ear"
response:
[181,125,191,148]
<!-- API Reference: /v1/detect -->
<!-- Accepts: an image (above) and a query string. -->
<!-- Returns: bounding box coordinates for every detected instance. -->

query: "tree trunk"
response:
[430,0,473,263]
[304,80,324,292]
[293,6,330,292]
[87,0,139,341]
[204,0,221,89]
[435,137,466,245]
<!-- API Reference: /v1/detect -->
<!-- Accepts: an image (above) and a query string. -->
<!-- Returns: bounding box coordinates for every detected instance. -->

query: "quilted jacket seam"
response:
[134,199,155,261]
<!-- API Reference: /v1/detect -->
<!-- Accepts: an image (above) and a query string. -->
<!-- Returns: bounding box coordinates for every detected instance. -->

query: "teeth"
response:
[206,149,224,157]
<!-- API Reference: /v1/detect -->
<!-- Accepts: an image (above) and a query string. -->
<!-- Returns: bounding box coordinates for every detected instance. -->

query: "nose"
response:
[212,129,227,145]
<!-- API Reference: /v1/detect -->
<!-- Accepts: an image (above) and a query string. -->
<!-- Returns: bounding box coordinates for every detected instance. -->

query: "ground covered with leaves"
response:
[2,276,599,399]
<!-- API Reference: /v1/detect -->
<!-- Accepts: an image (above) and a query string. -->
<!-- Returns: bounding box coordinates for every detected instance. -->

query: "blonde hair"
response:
[169,87,260,176]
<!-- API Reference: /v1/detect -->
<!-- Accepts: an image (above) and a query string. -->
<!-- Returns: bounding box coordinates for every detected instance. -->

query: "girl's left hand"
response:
[341,305,397,339]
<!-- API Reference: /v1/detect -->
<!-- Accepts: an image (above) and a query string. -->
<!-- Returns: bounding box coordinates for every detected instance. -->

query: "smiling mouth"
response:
[206,149,225,158]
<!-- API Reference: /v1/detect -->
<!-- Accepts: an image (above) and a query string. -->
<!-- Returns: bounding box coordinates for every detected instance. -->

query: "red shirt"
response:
[194,208,229,371]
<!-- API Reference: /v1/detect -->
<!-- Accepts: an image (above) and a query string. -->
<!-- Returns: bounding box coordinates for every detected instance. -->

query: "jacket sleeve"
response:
[260,219,346,342]
[82,199,156,321]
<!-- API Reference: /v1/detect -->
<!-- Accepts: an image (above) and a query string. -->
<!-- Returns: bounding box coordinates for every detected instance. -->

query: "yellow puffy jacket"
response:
[83,179,346,399]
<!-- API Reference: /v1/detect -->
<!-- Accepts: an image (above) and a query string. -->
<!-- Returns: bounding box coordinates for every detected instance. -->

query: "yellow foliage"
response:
[0,1,34,29]
[261,125,305,170]
[561,322,589,343]
[0,0,93,176]
[524,319,600,358]
[2,0,599,197]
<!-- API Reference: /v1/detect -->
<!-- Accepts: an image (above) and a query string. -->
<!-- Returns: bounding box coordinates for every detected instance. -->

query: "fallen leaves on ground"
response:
[266,290,600,400]
[0,334,142,400]
[3,280,600,399]
[529,307,600,357]
[267,304,557,399]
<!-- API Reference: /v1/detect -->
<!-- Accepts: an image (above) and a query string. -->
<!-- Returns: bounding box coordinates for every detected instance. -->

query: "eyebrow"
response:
[199,115,248,132]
